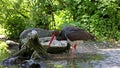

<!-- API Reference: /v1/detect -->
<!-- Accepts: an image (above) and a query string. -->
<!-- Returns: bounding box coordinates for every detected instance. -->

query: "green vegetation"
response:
[0,0,120,40]
[0,25,5,35]
[0,41,11,68]
[0,41,10,62]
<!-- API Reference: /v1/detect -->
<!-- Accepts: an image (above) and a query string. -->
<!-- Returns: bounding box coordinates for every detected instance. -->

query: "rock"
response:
[6,40,19,50]
[20,28,71,54]
[20,28,52,45]
[20,59,45,68]
[40,37,68,47]
[0,56,27,67]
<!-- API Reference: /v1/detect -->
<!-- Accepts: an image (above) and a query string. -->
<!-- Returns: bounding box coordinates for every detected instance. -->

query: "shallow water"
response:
[43,59,93,68]
[0,53,103,68]
[0,41,107,68]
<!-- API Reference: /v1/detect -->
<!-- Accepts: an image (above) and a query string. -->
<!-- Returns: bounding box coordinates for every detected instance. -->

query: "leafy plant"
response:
[0,0,120,41]
[4,16,26,39]
[0,41,10,62]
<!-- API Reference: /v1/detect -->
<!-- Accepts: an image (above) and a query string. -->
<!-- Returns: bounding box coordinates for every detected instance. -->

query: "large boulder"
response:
[19,28,70,54]
[19,28,53,45]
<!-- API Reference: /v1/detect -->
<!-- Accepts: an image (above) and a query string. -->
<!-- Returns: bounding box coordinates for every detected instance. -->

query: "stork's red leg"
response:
[72,42,77,60]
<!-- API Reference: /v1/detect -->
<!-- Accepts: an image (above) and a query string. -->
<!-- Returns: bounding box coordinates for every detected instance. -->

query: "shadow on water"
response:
[0,53,104,68]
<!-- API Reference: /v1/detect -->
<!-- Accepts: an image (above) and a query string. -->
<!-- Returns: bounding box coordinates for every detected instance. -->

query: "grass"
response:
[0,41,11,68]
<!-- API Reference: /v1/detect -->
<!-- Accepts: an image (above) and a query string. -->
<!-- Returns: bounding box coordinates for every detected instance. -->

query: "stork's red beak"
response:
[48,31,56,48]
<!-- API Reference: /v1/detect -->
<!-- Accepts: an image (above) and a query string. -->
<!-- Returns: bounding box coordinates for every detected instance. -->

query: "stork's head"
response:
[48,30,60,48]
[52,30,60,36]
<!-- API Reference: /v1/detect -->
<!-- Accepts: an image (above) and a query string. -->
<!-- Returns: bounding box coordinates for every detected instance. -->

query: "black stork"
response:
[48,26,96,46]
[48,26,96,56]
[56,26,95,41]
